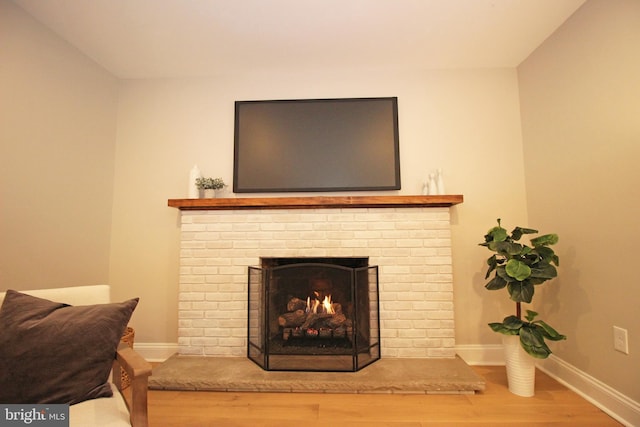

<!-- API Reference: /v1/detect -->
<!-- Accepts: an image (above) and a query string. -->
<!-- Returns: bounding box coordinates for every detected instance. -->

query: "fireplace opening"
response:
[247,257,381,371]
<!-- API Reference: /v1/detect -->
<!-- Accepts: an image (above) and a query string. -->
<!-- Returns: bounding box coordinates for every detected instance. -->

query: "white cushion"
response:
[70,383,131,427]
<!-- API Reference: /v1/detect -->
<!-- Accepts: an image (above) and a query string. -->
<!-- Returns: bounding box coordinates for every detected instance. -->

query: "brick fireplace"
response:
[170,195,462,359]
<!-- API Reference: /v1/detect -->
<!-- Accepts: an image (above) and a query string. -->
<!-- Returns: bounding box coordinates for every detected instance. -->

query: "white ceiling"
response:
[13,0,586,79]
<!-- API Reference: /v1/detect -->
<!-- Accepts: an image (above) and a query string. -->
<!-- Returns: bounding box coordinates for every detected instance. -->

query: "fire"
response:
[306,294,335,314]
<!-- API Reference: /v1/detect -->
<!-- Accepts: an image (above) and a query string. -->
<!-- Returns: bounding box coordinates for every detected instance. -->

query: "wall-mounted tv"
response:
[233,97,400,193]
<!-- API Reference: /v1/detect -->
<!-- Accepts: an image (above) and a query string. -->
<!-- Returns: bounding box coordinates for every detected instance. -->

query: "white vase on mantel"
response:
[188,165,201,199]
[203,189,216,198]
[502,334,536,397]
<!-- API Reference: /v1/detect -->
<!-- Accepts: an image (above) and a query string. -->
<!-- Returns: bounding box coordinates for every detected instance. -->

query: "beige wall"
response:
[0,0,118,288]
[518,0,640,401]
[110,69,529,346]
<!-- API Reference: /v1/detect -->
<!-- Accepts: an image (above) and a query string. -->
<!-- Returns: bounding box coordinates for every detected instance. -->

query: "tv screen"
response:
[233,97,400,193]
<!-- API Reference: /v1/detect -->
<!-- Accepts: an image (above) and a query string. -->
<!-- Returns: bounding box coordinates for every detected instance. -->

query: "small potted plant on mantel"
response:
[480,218,566,397]
[195,177,225,198]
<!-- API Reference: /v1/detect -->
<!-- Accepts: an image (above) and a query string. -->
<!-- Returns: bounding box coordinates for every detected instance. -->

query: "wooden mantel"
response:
[168,195,463,210]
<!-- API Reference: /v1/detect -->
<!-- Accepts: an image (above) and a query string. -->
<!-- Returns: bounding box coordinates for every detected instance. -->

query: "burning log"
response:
[283,328,292,340]
[301,313,335,330]
[279,297,351,342]
[287,297,306,312]
[278,309,306,327]
[326,313,346,329]
[333,326,346,339]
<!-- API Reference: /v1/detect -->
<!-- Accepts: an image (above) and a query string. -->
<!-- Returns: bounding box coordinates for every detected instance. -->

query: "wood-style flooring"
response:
[144,366,622,426]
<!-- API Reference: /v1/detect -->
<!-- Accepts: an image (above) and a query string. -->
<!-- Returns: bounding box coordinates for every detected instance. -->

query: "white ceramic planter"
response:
[502,334,536,397]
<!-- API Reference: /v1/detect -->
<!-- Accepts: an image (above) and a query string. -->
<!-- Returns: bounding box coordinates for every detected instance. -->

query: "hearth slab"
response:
[148,356,485,394]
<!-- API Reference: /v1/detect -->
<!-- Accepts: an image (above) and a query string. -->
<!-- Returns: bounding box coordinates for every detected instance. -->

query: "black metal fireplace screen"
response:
[247,257,381,371]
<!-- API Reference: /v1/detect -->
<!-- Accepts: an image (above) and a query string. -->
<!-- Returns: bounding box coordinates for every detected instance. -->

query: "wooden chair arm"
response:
[113,343,152,427]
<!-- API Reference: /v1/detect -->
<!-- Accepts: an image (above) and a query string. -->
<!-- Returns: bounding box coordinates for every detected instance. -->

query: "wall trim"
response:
[456,344,639,427]
[135,343,179,362]
[537,355,639,427]
[455,344,504,365]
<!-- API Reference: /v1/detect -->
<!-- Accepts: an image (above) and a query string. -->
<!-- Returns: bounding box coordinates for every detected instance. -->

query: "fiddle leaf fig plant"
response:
[480,219,566,358]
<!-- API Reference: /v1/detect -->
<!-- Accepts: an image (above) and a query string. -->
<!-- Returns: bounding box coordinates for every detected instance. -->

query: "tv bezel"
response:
[233,96,401,193]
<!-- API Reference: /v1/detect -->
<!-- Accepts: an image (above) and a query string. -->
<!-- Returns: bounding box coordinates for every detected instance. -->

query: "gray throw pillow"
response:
[0,290,138,404]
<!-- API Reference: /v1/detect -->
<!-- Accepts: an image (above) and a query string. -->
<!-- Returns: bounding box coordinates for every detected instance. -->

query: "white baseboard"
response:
[455,344,505,365]
[456,344,639,427]
[537,355,639,427]
[134,342,178,362]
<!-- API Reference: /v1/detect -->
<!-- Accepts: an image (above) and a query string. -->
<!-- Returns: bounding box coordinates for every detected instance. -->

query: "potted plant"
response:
[196,177,225,198]
[480,218,566,396]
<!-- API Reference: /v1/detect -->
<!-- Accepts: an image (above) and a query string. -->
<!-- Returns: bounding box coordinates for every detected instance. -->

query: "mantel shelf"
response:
[168,195,463,210]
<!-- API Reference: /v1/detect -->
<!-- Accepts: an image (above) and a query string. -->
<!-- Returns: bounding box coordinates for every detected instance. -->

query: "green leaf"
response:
[496,266,517,282]
[484,254,498,279]
[488,322,519,335]
[505,259,531,281]
[524,310,538,322]
[529,263,558,280]
[530,233,559,247]
[502,315,524,330]
[511,227,538,241]
[519,326,552,359]
[485,225,508,243]
[534,321,567,341]
[491,241,524,257]
[534,246,557,264]
[485,275,507,290]
[507,281,534,303]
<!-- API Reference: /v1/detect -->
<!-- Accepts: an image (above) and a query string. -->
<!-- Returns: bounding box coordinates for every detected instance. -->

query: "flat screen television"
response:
[233,97,400,193]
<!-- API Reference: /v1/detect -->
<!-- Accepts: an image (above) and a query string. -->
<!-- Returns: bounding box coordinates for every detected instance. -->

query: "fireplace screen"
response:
[248,257,381,371]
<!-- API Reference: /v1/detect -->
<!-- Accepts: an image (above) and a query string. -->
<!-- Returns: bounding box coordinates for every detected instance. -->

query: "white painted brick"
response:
[410,319,442,329]
[397,348,431,357]
[178,346,204,356]
[427,310,455,320]
[428,328,455,338]
[181,240,207,249]
[383,338,414,348]
[178,328,203,337]
[179,292,205,301]
[413,338,443,348]
[177,206,455,358]
[218,337,245,348]
[313,222,341,231]
[190,337,219,347]
[178,310,205,319]
[396,311,428,322]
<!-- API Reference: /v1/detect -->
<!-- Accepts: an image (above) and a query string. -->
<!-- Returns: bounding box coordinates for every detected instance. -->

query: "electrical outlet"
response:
[613,326,629,354]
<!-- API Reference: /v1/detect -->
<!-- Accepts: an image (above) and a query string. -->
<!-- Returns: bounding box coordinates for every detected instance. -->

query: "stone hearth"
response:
[149,355,486,394]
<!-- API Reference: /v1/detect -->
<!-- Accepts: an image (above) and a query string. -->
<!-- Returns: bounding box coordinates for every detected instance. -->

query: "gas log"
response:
[278,309,306,327]
[278,297,349,340]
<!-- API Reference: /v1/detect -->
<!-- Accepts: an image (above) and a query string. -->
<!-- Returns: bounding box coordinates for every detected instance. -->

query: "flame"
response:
[322,295,335,314]
[306,294,335,314]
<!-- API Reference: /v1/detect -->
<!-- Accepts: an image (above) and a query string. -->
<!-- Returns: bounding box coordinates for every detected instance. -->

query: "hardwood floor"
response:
[145,366,622,426]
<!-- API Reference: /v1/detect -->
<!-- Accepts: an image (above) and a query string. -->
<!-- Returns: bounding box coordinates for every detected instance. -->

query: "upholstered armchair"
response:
[0,285,152,427]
